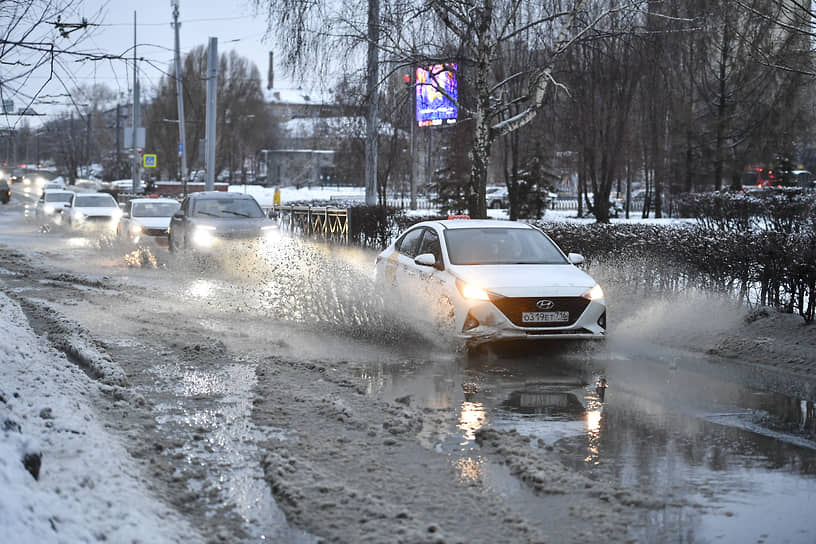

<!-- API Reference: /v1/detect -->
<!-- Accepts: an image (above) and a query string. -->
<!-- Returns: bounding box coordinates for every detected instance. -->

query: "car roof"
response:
[424,219,534,230]
[189,191,255,200]
[129,197,179,204]
[43,189,74,195]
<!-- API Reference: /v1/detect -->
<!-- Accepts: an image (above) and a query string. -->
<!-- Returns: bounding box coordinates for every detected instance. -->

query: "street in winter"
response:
[2,1,816,543]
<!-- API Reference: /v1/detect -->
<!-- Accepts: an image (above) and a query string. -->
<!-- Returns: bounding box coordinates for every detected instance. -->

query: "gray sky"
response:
[6,0,295,127]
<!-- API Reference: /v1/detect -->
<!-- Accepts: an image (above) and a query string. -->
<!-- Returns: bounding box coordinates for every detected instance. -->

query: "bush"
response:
[536,221,816,322]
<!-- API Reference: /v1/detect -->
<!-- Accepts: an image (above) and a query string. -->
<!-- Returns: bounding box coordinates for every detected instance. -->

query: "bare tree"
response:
[0,1,106,128]
[145,47,269,182]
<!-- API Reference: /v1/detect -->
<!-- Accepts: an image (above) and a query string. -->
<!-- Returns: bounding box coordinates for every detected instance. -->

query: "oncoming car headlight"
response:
[43,204,55,215]
[130,224,142,234]
[456,278,490,301]
[582,284,604,301]
[261,225,278,239]
[192,225,216,247]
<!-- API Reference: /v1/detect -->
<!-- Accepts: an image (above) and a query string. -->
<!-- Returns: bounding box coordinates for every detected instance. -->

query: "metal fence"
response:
[267,205,350,244]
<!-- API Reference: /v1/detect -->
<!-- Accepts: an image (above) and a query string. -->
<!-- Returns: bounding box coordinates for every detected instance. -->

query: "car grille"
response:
[85,215,113,223]
[143,228,168,236]
[489,296,590,328]
[215,230,260,240]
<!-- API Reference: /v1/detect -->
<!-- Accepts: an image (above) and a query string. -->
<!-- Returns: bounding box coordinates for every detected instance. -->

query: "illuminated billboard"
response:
[416,63,458,127]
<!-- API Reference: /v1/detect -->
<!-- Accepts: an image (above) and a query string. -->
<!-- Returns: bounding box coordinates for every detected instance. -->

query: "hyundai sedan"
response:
[374,219,606,347]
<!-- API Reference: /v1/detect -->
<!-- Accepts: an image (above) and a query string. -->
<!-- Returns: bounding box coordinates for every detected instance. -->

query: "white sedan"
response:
[374,219,606,347]
[66,192,122,230]
[118,197,180,245]
[35,189,74,223]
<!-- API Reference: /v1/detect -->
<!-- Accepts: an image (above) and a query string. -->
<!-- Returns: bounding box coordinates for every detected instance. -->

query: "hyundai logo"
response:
[536,299,555,310]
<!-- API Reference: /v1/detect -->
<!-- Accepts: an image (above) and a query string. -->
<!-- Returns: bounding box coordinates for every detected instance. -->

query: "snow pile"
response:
[0,292,200,543]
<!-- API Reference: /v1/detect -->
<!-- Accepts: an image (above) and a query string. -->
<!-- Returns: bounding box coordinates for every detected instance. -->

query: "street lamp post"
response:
[171,0,188,196]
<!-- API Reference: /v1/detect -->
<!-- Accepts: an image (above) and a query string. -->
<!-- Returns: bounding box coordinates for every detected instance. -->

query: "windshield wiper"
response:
[222,210,251,217]
[196,211,219,217]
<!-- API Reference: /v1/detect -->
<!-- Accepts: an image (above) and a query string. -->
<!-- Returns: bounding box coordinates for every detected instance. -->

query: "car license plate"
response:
[522,311,569,323]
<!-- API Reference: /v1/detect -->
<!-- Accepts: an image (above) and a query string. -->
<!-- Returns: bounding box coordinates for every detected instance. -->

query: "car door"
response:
[392,227,425,287]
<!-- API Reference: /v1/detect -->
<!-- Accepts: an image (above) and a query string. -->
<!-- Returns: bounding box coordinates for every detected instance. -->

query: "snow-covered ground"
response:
[0,292,201,544]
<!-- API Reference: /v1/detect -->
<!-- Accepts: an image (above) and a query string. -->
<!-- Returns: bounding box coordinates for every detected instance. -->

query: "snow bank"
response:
[0,292,201,543]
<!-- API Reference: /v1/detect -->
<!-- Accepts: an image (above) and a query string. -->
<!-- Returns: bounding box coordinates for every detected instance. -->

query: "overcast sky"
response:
[8,0,298,126]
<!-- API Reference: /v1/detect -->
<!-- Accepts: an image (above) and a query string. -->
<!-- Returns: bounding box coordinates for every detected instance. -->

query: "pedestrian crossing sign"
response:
[143,154,157,168]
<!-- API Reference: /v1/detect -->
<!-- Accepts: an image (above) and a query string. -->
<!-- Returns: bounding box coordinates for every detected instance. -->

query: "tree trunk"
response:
[364,0,379,206]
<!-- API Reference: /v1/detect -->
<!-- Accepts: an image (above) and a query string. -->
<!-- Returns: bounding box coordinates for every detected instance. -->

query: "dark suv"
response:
[168,191,277,252]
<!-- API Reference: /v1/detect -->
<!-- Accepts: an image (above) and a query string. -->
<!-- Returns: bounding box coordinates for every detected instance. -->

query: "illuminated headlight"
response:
[43,204,55,215]
[22,177,30,185]
[73,211,86,222]
[261,225,278,239]
[192,225,216,247]
[130,224,142,234]
[456,278,490,301]
[35,177,46,187]
[581,284,604,301]
[111,209,123,222]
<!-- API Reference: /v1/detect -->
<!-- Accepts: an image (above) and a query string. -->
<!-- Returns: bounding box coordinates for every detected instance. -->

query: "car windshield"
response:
[192,198,264,218]
[132,201,180,217]
[444,227,568,265]
[74,194,117,207]
[45,193,72,203]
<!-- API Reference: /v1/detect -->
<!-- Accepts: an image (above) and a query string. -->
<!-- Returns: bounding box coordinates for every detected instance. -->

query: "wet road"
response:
[2,184,815,543]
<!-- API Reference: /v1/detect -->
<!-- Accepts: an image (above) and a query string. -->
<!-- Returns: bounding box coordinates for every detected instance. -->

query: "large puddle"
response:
[358,350,816,543]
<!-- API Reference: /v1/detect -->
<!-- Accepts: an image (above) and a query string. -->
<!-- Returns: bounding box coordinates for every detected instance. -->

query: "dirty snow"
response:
[0,292,201,544]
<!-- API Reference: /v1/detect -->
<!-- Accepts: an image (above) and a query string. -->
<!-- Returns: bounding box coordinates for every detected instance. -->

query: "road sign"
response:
[178,142,183,157]
[143,154,157,168]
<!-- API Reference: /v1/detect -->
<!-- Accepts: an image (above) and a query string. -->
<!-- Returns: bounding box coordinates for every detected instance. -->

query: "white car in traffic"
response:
[374,218,606,348]
[35,190,75,223]
[118,197,180,245]
[66,192,122,230]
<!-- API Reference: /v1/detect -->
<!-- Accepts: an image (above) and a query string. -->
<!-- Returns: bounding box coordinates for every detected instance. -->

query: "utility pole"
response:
[204,37,218,191]
[85,111,91,177]
[171,0,188,196]
[115,103,121,176]
[131,11,141,193]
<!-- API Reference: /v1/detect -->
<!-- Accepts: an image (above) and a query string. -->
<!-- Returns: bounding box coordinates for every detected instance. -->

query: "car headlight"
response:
[130,224,142,234]
[43,204,55,215]
[261,225,278,238]
[73,211,86,221]
[456,278,490,301]
[192,225,216,247]
[582,284,604,301]
[111,209,123,221]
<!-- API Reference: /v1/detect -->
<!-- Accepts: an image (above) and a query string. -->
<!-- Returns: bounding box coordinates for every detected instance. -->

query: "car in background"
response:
[10,168,24,183]
[374,218,606,349]
[486,186,509,209]
[118,197,180,245]
[35,190,74,222]
[0,179,10,204]
[66,192,122,230]
[168,191,277,252]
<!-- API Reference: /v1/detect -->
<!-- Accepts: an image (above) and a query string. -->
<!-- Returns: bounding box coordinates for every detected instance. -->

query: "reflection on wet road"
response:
[360,351,816,543]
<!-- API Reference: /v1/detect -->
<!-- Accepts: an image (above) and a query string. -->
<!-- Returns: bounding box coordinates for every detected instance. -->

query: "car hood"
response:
[449,264,597,298]
[133,217,172,229]
[192,217,273,232]
[73,206,118,216]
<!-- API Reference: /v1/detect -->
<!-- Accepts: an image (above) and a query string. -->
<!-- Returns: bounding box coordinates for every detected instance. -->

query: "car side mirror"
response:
[414,253,438,268]
[173,210,184,219]
[568,253,585,265]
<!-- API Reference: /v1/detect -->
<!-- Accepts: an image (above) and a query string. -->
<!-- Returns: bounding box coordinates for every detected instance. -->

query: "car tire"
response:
[168,232,177,253]
[490,200,501,209]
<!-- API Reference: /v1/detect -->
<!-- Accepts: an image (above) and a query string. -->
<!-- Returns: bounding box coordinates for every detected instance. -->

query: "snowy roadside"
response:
[0,292,201,544]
